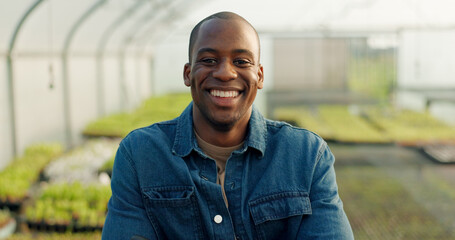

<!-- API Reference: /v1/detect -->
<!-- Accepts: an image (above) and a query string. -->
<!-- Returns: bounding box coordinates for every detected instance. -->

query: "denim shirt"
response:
[102,103,353,240]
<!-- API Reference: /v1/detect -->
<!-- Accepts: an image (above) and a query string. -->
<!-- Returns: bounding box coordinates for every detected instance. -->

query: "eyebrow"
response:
[232,49,255,58]
[196,48,217,57]
[196,47,255,58]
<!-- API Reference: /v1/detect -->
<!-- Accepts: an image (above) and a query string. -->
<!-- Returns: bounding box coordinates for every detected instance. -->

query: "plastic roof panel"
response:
[0,1,42,53]
[3,0,455,56]
[1,0,158,55]
[11,0,101,53]
[178,0,455,33]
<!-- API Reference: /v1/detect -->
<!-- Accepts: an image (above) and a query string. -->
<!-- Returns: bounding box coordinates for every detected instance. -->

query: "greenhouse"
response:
[1,0,455,239]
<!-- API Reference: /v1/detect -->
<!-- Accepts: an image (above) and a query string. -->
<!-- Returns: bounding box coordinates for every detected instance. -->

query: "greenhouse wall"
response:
[273,38,348,91]
[67,56,100,145]
[397,29,455,124]
[103,56,123,114]
[153,35,191,94]
[14,56,66,154]
[398,29,455,89]
[0,52,153,169]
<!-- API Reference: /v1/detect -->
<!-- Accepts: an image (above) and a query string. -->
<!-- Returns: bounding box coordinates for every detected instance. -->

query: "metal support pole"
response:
[96,0,146,116]
[6,0,45,156]
[62,0,106,149]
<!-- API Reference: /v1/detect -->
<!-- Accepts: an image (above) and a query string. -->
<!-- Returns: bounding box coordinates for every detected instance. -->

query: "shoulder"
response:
[115,118,181,172]
[121,118,179,149]
[265,119,324,143]
[264,119,329,160]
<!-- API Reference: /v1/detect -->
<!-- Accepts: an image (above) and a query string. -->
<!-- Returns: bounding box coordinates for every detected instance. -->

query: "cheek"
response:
[244,72,262,88]
[189,72,202,89]
[192,67,208,78]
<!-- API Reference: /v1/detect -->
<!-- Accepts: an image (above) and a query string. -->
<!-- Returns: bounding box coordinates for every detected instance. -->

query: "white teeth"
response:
[210,90,239,98]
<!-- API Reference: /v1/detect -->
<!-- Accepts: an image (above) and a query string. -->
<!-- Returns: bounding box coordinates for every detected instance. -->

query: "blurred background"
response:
[0,0,454,239]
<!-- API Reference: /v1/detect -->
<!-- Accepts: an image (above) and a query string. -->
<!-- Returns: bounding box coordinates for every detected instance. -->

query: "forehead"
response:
[193,18,259,57]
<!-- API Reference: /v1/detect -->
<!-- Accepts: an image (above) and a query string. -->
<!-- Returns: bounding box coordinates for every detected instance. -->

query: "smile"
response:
[210,89,240,98]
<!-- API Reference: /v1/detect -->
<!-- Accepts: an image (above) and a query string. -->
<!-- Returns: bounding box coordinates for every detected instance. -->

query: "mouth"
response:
[209,89,240,98]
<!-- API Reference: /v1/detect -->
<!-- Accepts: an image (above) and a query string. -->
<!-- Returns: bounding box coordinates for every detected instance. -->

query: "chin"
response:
[209,118,237,132]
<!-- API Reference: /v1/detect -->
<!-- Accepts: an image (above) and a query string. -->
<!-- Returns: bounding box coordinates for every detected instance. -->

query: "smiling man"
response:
[102,12,353,240]
[184,12,263,147]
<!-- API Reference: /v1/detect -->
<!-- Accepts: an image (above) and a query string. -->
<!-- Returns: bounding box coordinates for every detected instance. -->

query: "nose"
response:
[212,60,237,81]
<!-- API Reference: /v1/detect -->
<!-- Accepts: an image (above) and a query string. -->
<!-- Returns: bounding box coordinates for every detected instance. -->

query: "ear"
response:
[257,64,264,89]
[183,63,191,87]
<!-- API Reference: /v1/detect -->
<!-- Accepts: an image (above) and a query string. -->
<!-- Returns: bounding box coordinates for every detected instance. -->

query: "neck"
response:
[192,110,250,147]
[194,124,247,147]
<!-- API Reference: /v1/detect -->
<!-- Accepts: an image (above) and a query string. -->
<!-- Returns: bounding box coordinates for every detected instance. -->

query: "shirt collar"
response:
[172,102,267,158]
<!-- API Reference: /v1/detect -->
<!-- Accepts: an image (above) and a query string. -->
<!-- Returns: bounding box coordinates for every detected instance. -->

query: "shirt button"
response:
[214,215,223,224]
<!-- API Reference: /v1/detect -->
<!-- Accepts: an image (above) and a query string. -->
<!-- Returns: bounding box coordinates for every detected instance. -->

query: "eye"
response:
[198,58,217,65]
[234,59,253,67]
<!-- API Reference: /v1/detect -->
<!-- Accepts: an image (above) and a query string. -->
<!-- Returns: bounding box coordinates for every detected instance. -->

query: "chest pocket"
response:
[248,191,312,240]
[142,186,204,240]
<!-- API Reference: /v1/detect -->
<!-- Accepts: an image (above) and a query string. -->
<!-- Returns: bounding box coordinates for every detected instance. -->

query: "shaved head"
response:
[188,11,260,63]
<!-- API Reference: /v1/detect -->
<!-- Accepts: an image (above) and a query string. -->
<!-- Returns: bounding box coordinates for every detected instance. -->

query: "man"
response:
[102,11,353,240]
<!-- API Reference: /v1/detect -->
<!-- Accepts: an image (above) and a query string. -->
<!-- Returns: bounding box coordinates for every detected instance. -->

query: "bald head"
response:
[188,11,260,63]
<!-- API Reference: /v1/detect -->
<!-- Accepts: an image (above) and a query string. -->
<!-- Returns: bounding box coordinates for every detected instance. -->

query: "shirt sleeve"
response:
[297,143,354,239]
[102,142,158,240]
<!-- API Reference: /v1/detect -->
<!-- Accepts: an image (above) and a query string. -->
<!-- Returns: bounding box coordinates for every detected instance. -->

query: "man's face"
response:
[184,18,264,130]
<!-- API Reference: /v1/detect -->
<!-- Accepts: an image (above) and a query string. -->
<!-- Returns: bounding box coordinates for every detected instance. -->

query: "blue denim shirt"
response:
[102,103,353,240]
